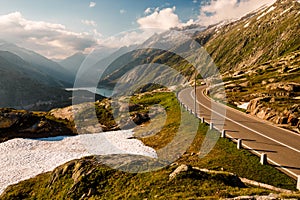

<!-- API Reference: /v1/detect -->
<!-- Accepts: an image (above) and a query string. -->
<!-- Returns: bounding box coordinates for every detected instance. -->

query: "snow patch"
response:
[257,6,276,20]
[0,130,157,194]
[280,6,293,16]
[244,22,250,28]
[238,102,249,110]
[266,6,276,13]
[257,12,266,20]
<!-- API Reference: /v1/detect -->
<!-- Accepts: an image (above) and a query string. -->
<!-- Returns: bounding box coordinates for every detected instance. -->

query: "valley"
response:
[0,0,299,199]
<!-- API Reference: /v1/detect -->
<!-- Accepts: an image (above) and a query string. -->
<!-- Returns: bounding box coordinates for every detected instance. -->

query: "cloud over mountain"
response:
[198,0,276,25]
[137,7,180,30]
[0,1,282,59]
[0,12,97,59]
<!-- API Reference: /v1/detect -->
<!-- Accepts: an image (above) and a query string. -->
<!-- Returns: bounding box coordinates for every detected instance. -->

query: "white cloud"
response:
[0,12,98,59]
[193,0,198,3]
[120,9,127,14]
[144,8,152,14]
[81,20,97,27]
[0,1,275,59]
[89,2,96,8]
[137,7,180,30]
[198,0,276,26]
[102,30,155,48]
[181,19,195,27]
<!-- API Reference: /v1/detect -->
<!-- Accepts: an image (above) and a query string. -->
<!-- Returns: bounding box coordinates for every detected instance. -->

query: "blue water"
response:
[33,136,69,141]
[66,87,113,97]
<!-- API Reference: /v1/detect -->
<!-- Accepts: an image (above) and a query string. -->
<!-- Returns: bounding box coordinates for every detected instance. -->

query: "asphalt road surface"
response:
[178,86,300,179]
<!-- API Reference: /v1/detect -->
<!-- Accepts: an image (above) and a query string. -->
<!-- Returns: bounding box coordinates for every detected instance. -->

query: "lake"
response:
[66,87,113,97]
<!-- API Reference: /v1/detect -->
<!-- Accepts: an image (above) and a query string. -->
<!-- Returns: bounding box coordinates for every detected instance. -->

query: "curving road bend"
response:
[178,86,300,179]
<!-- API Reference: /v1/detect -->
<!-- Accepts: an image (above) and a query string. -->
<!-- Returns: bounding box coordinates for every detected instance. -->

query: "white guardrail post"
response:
[221,130,226,138]
[210,122,214,130]
[237,139,242,149]
[260,153,267,165]
[297,175,300,191]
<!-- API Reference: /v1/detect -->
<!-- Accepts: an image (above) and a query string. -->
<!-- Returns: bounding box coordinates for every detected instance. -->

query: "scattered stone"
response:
[169,164,189,180]
[240,81,249,87]
[266,82,300,92]
[233,70,244,77]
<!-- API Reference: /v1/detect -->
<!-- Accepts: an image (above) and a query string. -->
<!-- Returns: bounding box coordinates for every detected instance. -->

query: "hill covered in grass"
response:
[1,92,298,199]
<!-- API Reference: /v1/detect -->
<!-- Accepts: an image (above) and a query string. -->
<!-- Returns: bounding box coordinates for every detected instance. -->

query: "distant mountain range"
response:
[95,0,299,87]
[0,0,299,198]
[88,0,299,131]
[0,0,298,112]
[0,41,116,110]
[59,52,86,78]
[59,47,117,84]
[0,41,73,87]
[0,50,71,110]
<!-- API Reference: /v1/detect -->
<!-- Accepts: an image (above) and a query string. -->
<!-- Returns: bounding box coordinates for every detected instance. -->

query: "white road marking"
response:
[178,91,299,178]
[178,88,300,178]
[187,90,300,154]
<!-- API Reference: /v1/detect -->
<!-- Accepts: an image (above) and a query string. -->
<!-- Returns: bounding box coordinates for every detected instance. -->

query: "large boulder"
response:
[0,108,75,143]
[266,82,300,92]
[0,109,28,129]
[246,97,267,115]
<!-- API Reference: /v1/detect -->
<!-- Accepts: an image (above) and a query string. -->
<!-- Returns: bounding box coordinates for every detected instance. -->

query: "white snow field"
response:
[0,130,157,194]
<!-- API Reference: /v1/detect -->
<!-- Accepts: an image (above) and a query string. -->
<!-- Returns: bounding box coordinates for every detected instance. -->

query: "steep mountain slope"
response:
[59,52,86,77]
[94,0,300,130]
[0,51,71,110]
[0,41,73,87]
[95,33,200,90]
[96,0,299,86]
[0,92,297,199]
[60,47,118,86]
[198,0,300,132]
[199,0,300,72]
[70,45,139,88]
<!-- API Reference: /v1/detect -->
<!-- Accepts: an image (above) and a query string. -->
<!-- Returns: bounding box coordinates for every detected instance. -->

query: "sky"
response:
[0,0,276,59]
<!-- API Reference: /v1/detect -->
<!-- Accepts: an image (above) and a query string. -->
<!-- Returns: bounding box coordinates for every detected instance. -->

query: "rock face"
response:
[0,108,75,143]
[247,98,300,132]
[266,82,300,92]
[221,49,300,133]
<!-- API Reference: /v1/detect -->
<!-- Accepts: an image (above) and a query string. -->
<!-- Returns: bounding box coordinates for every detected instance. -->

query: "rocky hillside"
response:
[219,50,300,132]
[198,0,300,72]
[0,93,154,142]
[202,0,300,132]
[1,145,298,199]
[0,108,75,143]
[1,92,299,199]
[94,0,300,132]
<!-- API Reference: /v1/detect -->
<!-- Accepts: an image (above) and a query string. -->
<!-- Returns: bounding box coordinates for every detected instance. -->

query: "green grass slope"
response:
[1,92,298,199]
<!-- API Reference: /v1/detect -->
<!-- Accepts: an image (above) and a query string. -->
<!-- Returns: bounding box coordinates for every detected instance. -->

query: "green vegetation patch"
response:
[0,92,297,199]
